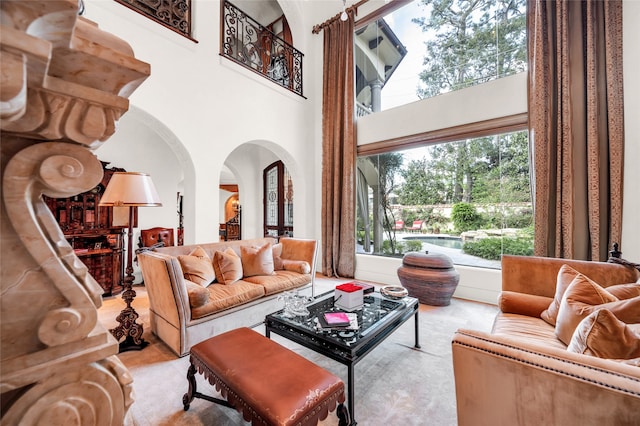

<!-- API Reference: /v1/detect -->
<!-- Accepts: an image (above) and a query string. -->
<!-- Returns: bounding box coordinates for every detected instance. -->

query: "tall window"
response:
[355,0,528,269]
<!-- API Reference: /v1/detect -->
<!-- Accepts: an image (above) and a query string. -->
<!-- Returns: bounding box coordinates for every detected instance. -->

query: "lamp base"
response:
[118,335,149,352]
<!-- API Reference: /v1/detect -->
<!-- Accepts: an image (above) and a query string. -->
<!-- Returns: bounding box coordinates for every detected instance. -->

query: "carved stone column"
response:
[0,1,150,424]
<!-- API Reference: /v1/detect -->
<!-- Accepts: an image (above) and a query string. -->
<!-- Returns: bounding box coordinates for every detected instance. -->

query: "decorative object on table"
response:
[278,290,309,317]
[380,286,408,299]
[397,251,460,306]
[334,283,364,311]
[100,172,162,352]
[320,312,351,327]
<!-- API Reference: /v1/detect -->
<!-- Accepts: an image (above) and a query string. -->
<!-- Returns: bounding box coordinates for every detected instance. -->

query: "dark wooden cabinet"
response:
[44,162,129,296]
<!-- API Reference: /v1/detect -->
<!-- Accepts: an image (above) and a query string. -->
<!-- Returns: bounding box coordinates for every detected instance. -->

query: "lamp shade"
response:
[99,172,162,207]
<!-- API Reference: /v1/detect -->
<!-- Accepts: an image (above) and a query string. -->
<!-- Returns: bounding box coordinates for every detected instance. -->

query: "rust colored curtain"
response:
[320,13,356,277]
[528,0,624,261]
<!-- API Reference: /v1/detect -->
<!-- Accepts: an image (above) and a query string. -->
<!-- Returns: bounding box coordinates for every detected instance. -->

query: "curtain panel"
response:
[528,0,624,261]
[319,12,357,277]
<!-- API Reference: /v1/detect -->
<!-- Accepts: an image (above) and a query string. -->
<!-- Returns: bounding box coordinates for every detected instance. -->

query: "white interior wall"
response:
[85,0,335,245]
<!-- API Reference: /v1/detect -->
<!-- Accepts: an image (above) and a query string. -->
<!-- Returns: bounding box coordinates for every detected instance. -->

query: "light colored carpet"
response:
[98,276,498,426]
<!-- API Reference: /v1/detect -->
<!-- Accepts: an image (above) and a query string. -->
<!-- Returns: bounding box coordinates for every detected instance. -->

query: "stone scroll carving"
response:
[1,1,150,424]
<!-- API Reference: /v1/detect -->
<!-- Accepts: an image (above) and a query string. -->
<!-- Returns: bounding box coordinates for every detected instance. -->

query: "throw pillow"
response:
[567,309,640,360]
[212,248,243,284]
[607,282,640,300]
[540,264,581,326]
[282,259,311,274]
[184,279,210,308]
[241,243,275,277]
[272,243,284,270]
[189,246,210,260]
[555,274,640,345]
[178,250,216,286]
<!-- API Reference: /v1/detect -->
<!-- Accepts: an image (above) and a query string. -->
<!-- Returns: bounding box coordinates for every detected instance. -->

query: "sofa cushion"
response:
[191,281,266,320]
[241,243,275,277]
[178,248,216,286]
[555,274,640,345]
[242,270,311,296]
[212,248,243,284]
[567,309,640,360]
[282,259,311,274]
[491,312,567,350]
[185,279,210,308]
[540,264,580,326]
[272,243,284,270]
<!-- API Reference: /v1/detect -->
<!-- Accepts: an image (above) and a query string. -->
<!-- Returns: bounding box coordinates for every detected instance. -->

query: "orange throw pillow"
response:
[212,248,243,284]
[540,264,581,326]
[241,243,275,277]
[568,309,640,360]
[555,274,640,345]
[178,247,215,286]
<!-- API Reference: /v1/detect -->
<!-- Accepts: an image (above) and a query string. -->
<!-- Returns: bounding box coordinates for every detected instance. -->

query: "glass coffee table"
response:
[265,290,420,425]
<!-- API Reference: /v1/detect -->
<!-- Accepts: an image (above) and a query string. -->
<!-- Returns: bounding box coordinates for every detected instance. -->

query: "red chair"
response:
[407,220,424,233]
[392,220,404,231]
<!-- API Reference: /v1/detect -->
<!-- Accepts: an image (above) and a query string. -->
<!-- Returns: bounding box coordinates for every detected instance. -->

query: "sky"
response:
[380,0,429,110]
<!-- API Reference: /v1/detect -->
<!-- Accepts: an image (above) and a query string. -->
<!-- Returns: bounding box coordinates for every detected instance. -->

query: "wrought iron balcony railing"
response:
[221,1,304,97]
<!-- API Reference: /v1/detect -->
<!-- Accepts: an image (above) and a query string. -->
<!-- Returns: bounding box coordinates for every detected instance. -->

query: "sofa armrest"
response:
[279,237,318,277]
[452,328,640,426]
[498,291,552,317]
[138,251,191,325]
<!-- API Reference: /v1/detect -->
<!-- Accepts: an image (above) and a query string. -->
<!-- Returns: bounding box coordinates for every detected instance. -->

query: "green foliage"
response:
[451,202,484,233]
[382,239,407,256]
[413,0,527,98]
[462,237,534,260]
[405,240,424,252]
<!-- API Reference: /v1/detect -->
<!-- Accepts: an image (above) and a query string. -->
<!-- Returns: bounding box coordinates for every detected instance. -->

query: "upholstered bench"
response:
[182,327,350,426]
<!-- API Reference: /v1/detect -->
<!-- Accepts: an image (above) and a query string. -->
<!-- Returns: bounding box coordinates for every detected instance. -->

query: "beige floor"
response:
[98,276,498,426]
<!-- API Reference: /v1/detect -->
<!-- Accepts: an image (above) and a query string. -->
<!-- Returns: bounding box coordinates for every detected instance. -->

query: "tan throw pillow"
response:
[567,309,640,360]
[189,246,210,260]
[212,248,243,284]
[178,251,215,286]
[282,259,311,274]
[184,279,210,308]
[241,243,275,277]
[540,264,581,326]
[272,243,284,270]
[555,274,640,345]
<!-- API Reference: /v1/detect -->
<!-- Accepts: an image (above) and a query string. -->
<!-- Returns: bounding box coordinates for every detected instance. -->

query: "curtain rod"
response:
[312,0,369,34]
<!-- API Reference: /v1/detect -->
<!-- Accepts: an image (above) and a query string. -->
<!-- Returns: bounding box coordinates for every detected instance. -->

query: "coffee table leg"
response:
[414,311,421,349]
[347,363,358,425]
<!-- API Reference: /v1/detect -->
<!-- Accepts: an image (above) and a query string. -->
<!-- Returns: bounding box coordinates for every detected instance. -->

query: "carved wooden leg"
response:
[337,403,351,426]
[182,363,197,411]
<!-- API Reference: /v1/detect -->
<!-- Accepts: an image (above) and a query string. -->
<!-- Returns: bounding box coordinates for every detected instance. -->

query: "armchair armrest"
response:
[279,237,318,277]
[452,329,640,426]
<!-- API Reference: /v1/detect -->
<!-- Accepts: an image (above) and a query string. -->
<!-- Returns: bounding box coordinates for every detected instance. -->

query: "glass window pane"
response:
[356,131,533,268]
[355,0,527,113]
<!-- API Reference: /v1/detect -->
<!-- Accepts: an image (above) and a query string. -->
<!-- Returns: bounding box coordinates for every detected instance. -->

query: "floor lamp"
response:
[99,172,162,352]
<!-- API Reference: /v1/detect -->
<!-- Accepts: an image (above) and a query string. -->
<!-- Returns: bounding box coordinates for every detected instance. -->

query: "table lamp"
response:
[100,172,162,352]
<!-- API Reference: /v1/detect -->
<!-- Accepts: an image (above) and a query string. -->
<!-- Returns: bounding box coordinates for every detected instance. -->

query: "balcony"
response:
[220,1,304,97]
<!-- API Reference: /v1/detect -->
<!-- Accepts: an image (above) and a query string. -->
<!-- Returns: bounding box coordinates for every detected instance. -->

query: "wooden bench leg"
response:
[182,360,233,411]
[182,363,196,411]
[337,402,350,426]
